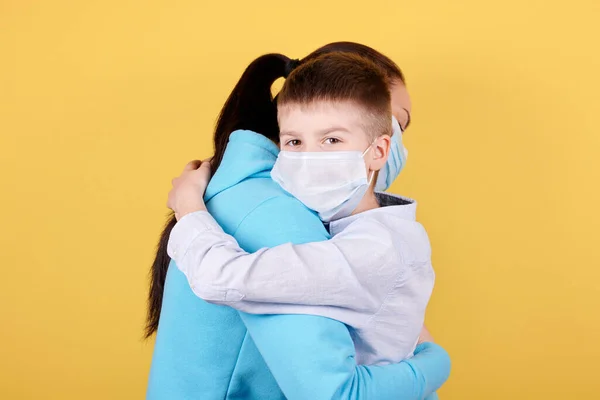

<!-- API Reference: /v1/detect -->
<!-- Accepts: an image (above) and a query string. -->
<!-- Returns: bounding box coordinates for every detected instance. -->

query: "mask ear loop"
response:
[361,137,378,157]
[362,137,379,185]
[367,170,376,185]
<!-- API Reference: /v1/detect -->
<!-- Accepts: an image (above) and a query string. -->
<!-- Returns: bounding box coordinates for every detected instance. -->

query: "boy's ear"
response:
[371,135,391,171]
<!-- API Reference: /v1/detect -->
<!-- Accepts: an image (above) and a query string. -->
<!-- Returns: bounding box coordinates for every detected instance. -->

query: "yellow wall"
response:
[1,1,599,399]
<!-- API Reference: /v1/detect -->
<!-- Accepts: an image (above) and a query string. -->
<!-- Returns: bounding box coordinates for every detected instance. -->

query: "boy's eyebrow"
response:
[279,127,352,136]
[318,127,352,135]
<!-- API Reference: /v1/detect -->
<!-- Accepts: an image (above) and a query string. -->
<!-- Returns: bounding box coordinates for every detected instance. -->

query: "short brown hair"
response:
[278,52,392,138]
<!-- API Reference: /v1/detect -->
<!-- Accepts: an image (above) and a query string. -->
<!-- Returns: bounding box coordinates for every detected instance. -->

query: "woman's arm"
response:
[242,311,448,400]
[224,197,450,400]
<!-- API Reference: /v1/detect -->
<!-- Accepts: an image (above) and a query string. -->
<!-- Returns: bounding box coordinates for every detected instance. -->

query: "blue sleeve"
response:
[234,196,450,400]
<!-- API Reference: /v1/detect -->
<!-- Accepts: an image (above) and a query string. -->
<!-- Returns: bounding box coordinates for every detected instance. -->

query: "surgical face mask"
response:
[271,144,375,222]
[374,116,409,191]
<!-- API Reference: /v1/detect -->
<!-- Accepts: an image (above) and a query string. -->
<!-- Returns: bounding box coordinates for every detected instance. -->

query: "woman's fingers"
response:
[183,159,202,172]
[198,160,212,174]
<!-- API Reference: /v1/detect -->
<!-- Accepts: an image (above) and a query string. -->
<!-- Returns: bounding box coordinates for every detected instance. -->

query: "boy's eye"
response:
[286,139,301,147]
[324,137,341,145]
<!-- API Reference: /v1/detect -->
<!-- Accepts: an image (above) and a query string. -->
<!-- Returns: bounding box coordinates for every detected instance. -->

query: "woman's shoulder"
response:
[233,188,329,248]
[215,177,293,209]
[235,178,319,219]
[208,177,323,234]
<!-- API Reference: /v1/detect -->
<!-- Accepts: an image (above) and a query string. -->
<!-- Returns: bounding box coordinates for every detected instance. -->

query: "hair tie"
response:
[284,58,301,78]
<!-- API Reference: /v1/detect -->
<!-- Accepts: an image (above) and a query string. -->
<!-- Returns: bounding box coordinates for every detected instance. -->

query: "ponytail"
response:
[145,53,293,338]
[210,53,293,170]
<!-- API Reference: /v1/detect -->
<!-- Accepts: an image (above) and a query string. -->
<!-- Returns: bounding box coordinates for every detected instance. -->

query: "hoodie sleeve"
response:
[230,196,450,400]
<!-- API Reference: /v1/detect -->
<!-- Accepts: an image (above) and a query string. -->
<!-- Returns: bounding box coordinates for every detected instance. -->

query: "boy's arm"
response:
[168,207,396,314]
[230,196,449,399]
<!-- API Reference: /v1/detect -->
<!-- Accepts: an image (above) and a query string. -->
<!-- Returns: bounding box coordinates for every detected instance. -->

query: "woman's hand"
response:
[417,324,435,344]
[167,159,212,221]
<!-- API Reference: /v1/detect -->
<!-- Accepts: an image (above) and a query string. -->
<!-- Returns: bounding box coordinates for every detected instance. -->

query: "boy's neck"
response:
[352,189,380,216]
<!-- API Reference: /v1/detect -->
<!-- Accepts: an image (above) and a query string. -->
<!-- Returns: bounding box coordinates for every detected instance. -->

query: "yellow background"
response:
[1,1,599,399]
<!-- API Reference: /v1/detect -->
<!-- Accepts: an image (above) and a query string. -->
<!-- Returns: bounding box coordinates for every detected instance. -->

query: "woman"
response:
[146,43,450,400]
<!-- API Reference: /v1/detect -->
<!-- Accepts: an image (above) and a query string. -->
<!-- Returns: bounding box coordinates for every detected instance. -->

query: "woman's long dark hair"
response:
[145,42,405,338]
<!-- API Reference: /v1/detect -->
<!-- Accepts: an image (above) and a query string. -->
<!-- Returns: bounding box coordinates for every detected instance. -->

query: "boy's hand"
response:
[167,159,212,220]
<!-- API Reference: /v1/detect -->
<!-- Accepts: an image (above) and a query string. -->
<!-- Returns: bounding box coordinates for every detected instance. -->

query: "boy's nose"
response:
[303,143,325,152]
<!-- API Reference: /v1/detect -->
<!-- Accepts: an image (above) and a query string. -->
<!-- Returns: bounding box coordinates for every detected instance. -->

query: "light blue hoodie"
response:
[147,130,451,400]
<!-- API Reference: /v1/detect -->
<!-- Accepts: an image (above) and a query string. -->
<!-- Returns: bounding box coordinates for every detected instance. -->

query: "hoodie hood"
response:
[205,130,279,202]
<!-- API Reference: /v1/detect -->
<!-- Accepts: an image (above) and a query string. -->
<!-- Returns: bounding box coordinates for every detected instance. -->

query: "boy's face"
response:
[278,101,390,174]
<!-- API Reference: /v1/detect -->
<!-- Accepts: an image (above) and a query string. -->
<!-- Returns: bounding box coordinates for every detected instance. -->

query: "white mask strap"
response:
[362,137,379,184]
[367,170,375,185]
[361,137,378,157]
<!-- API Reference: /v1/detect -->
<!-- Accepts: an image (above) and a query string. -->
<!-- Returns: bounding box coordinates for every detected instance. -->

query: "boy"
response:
[167,53,434,365]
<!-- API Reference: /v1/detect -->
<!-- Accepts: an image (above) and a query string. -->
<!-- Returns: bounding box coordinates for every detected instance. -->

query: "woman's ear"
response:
[370,135,391,172]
